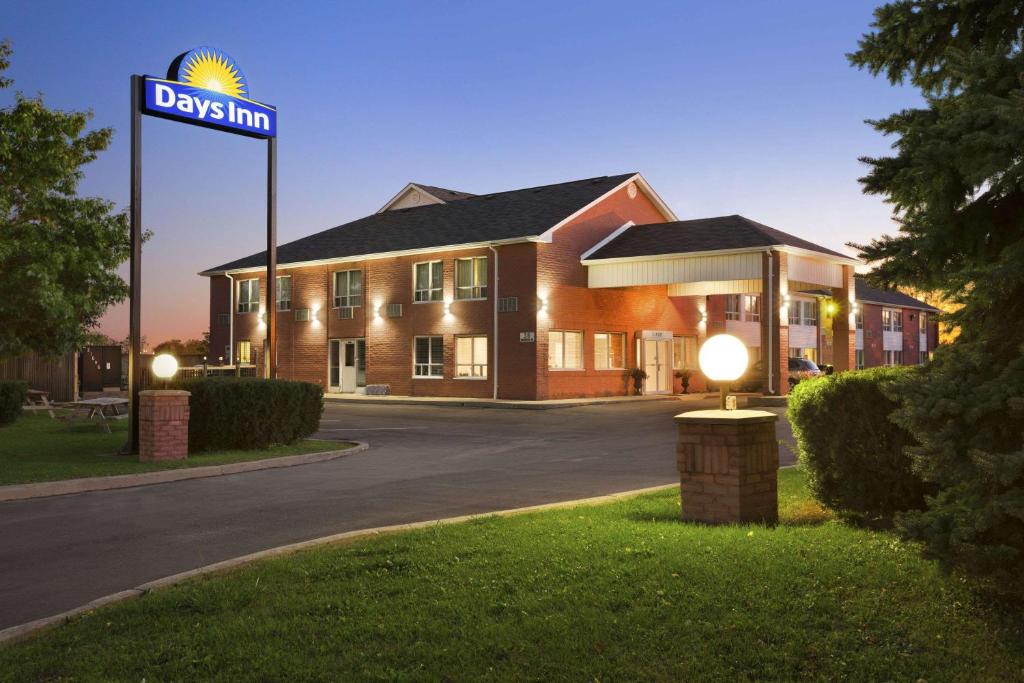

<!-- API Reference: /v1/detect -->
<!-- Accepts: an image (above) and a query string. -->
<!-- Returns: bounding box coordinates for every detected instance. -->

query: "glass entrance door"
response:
[329,339,365,393]
[643,339,671,394]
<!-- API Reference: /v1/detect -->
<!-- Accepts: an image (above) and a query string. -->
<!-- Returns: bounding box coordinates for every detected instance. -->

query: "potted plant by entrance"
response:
[674,368,693,394]
[626,367,648,396]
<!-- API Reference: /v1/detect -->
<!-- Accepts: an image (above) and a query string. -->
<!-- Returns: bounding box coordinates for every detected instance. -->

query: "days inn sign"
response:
[142,47,276,138]
[126,47,279,454]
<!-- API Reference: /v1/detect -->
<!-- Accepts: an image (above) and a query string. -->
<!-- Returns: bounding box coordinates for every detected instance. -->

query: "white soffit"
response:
[587,251,763,288]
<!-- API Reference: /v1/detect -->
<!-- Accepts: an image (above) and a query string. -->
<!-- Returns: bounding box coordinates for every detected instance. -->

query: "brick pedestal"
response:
[139,390,191,462]
[675,409,779,524]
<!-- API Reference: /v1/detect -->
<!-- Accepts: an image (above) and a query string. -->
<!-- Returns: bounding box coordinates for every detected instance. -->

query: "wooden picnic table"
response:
[65,397,129,433]
[23,389,56,419]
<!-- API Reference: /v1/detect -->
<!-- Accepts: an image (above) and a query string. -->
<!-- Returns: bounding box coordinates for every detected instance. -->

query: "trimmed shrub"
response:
[172,377,323,452]
[788,367,931,524]
[0,380,28,425]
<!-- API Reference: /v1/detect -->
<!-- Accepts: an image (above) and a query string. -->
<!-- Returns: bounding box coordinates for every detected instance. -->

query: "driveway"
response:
[0,400,796,631]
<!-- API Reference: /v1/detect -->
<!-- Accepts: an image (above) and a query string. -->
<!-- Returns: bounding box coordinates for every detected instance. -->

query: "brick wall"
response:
[861,303,884,367]
[208,276,231,363]
[902,307,920,364]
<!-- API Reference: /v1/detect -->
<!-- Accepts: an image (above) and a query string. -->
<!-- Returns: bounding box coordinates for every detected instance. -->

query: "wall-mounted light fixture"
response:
[538,297,548,315]
[311,303,321,328]
[443,299,452,317]
[373,302,382,320]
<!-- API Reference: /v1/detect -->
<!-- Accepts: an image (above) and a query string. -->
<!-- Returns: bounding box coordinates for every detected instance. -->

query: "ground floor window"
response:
[672,336,698,370]
[885,350,903,366]
[594,332,625,370]
[789,347,817,363]
[237,340,252,364]
[456,335,488,378]
[856,349,864,369]
[414,336,444,377]
[549,330,582,369]
[920,350,929,364]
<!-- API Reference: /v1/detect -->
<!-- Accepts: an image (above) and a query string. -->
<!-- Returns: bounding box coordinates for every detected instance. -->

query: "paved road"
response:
[0,401,795,630]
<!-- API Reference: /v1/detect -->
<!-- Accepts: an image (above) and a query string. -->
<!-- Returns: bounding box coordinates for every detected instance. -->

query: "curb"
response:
[0,442,368,503]
[325,396,683,410]
[0,482,677,647]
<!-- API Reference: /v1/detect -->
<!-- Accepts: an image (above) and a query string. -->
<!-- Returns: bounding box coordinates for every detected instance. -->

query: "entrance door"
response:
[643,339,671,394]
[329,339,363,393]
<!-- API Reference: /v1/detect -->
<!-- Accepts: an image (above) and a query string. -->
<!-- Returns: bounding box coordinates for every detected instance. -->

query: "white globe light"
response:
[698,334,749,382]
[151,353,179,380]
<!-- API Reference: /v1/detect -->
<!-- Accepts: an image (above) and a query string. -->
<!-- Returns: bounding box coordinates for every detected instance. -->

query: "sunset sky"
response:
[4,0,917,347]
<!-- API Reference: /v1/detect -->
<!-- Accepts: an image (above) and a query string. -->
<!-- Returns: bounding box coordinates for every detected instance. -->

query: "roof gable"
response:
[377,183,477,213]
[204,174,638,273]
[582,215,851,262]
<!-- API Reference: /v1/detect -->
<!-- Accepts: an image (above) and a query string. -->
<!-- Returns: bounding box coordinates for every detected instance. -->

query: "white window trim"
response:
[454,334,488,379]
[412,335,444,378]
[454,256,488,301]
[332,269,363,309]
[276,275,292,312]
[594,332,626,371]
[549,330,584,371]
[413,260,444,304]
[237,278,259,314]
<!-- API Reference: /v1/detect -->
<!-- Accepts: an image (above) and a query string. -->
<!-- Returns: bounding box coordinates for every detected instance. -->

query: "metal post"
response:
[266,137,277,379]
[127,75,143,453]
[720,383,728,411]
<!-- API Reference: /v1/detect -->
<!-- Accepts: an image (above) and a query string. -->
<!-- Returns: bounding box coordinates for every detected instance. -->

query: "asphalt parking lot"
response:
[0,399,795,631]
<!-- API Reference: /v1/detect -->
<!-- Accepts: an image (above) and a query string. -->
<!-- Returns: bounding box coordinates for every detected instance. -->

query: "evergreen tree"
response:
[850,1,1024,590]
[0,41,131,357]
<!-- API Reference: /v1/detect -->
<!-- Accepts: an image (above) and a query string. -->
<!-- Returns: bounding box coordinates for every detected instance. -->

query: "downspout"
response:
[488,244,499,400]
[226,273,235,365]
[764,250,774,395]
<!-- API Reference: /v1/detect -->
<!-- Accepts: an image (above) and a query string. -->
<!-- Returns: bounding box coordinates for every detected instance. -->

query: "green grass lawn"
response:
[0,414,348,486]
[2,469,1022,681]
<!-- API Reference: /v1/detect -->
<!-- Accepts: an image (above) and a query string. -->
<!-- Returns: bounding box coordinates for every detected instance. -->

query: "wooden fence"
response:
[0,351,78,402]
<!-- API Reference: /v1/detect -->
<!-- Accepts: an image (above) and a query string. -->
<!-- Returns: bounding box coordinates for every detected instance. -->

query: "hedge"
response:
[787,367,931,525]
[172,377,324,452]
[0,380,28,426]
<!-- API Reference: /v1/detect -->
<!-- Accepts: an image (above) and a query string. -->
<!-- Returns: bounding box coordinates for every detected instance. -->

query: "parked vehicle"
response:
[730,357,823,393]
[788,357,822,388]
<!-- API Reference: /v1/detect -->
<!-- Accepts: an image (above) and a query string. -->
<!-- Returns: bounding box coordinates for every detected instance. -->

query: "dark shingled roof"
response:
[855,277,940,312]
[413,184,476,202]
[204,173,636,273]
[584,215,850,261]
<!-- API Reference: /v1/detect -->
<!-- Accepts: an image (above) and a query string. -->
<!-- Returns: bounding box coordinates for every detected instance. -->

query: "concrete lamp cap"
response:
[698,334,748,382]
[152,353,178,379]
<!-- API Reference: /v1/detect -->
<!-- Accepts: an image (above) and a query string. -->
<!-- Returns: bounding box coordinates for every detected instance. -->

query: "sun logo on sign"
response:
[177,47,248,98]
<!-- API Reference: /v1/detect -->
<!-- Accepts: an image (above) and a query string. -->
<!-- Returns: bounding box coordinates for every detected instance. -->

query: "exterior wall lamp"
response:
[444,299,452,317]
[538,297,548,315]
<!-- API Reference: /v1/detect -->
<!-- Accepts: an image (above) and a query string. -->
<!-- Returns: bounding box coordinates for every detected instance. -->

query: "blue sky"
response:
[4,0,916,343]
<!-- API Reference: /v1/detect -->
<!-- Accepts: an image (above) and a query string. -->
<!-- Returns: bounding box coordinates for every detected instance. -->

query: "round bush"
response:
[787,367,931,524]
[0,380,28,426]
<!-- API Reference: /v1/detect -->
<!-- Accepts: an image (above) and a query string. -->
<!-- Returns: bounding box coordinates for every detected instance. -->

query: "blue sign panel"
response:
[141,47,276,138]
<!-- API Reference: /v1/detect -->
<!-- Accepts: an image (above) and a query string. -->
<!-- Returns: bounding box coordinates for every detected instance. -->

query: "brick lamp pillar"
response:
[675,409,779,524]
[138,390,190,462]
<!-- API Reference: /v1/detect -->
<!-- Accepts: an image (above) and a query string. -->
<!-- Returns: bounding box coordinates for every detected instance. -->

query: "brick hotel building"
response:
[202,173,939,399]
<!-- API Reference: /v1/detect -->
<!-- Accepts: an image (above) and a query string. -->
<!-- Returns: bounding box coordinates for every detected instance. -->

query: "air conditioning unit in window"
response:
[498,296,519,313]
[337,307,354,320]
[294,309,311,322]
[386,303,403,318]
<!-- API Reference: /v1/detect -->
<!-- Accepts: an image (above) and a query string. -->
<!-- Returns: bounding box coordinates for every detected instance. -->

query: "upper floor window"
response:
[333,270,363,308]
[743,295,761,323]
[414,261,443,302]
[801,300,818,327]
[725,295,741,321]
[918,312,927,333]
[455,257,487,300]
[788,300,801,326]
[276,275,291,311]
[883,308,902,332]
[594,332,625,370]
[855,308,864,330]
[237,279,259,313]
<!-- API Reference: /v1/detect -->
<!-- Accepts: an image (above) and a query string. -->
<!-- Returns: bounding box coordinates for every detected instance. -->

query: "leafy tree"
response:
[0,41,131,358]
[850,1,1024,591]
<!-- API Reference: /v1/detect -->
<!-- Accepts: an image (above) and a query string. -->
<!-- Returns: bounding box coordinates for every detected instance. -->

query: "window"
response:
[276,275,291,311]
[333,270,363,308]
[918,312,927,333]
[743,295,761,322]
[802,300,818,326]
[549,330,583,369]
[672,336,698,370]
[237,279,259,313]
[885,350,903,366]
[883,308,903,332]
[725,295,741,321]
[237,340,252,364]
[498,296,519,313]
[790,347,817,362]
[455,257,487,300]
[594,332,625,370]
[414,261,443,302]
[855,308,864,330]
[456,335,488,378]
[856,349,864,369]
[788,301,802,326]
[920,350,929,364]
[414,336,443,377]
[223,345,230,363]
[892,310,903,332]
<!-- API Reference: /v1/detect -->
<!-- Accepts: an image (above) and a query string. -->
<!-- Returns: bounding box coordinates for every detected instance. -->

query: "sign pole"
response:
[128,74,143,453]
[267,136,277,379]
